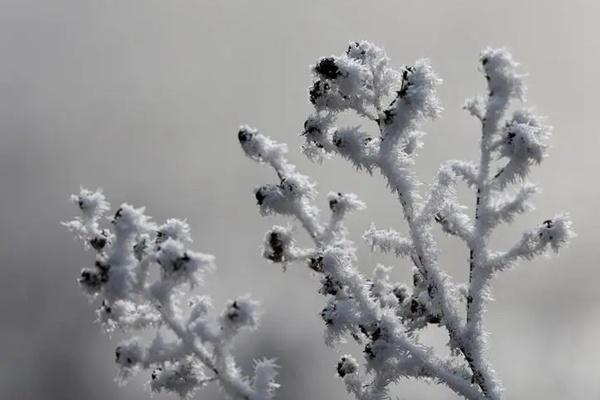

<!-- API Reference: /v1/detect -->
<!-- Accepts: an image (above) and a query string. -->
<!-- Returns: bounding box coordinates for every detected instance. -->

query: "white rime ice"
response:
[239,41,573,400]
[64,189,279,400]
[65,41,573,400]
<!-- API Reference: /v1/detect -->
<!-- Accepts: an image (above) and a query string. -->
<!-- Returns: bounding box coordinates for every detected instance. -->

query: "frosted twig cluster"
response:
[239,41,573,399]
[64,189,279,400]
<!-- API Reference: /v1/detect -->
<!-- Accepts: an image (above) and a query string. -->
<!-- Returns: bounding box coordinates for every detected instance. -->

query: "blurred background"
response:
[0,0,597,399]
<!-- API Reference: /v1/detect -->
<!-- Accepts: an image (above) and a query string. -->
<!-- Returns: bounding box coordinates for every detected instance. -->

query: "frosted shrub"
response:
[64,189,279,400]
[238,41,573,399]
[66,41,573,400]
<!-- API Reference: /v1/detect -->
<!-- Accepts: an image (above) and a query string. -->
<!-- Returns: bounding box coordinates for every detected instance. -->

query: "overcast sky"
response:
[0,1,597,399]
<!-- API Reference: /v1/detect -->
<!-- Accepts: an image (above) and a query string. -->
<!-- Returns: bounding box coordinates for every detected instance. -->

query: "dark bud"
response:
[427,314,442,324]
[359,322,381,340]
[115,346,122,362]
[336,356,357,377]
[320,303,336,326]
[382,108,395,125]
[392,285,409,304]
[112,208,123,223]
[319,275,343,296]
[255,187,267,206]
[172,253,190,272]
[413,271,423,287]
[328,198,338,211]
[89,232,108,252]
[309,81,330,105]
[308,255,324,273]
[79,268,102,290]
[281,178,294,193]
[151,368,162,380]
[540,219,555,240]
[101,299,112,314]
[410,298,420,313]
[346,42,359,55]
[314,57,341,80]
[303,119,320,136]
[332,132,343,147]
[238,127,253,143]
[371,326,382,341]
[80,268,95,282]
[506,131,516,145]
[328,192,342,212]
[346,41,366,59]
[95,260,110,283]
[434,212,446,224]
[410,298,422,314]
[226,301,240,322]
[302,120,325,149]
[482,57,489,66]
[266,231,285,263]
[364,342,376,359]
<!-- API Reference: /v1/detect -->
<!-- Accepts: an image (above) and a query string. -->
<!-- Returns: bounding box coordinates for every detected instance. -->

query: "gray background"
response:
[0,1,597,399]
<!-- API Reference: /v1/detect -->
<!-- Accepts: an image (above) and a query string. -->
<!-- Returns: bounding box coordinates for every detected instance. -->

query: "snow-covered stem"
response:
[362,224,413,258]
[241,42,573,400]
[64,188,279,400]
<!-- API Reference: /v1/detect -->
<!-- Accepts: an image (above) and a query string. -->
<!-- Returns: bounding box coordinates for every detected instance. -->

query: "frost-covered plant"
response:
[65,41,573,400]
[239,41,574,399]
[64,188,279,400]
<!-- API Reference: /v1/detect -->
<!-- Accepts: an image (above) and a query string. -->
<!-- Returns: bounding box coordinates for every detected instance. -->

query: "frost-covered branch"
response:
[241,41,573,400]
[486,215,574,272]
[239,127,484,399]
[64,188,279,400]
[362,224,413,258]
[457,49,573,399]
